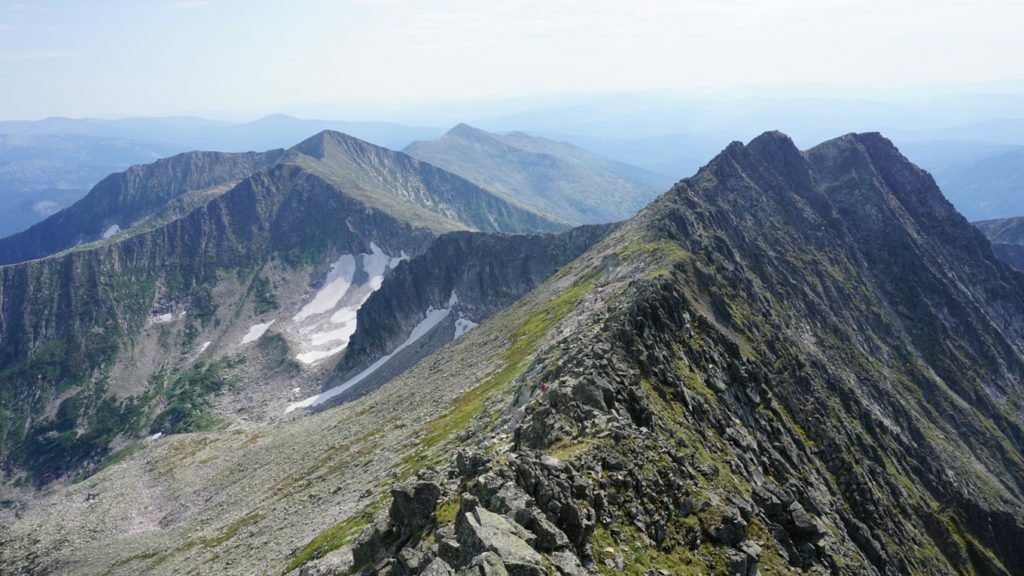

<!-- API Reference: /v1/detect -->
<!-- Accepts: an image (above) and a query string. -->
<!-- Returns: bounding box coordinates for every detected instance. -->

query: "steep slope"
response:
[353,132,1024,575]
[0,116,442,239]
[0,149,286,265]
[5,131,1024,576]
[0,130,562,486]
[405,124,670,224]
[974,216,1024,270]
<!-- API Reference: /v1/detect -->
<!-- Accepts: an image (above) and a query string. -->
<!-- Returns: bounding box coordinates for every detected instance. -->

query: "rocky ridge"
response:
[0,149,286,265]
[351,132,1024,575]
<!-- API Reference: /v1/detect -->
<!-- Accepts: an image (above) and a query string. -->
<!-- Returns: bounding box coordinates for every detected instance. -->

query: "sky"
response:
[1,0,1023,120]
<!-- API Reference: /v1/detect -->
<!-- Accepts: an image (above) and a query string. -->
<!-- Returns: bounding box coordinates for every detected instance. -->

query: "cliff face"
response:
[325,225,614,402]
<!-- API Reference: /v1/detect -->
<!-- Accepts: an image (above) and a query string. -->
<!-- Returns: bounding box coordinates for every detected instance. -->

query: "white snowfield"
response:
[199,341,211,354]
[151,313,174,324]
[285,293,459,413]
[287,243,406,365]
[102,224,120,239]
[455,317,478,338]
[241,320,276,344]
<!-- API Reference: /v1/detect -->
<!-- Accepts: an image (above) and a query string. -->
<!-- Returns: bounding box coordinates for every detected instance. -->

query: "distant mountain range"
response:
[921,147,1024,221]
[405,124,672,224]
[0,115,445,238]
[5,129,1024,575]
[7,96,1024,235]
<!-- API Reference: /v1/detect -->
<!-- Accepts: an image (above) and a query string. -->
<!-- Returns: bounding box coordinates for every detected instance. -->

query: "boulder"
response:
[352,514,393,568]
[513,508,570,552]
[459,552,509,576]
[456,507,545,576]
[390,481,442,536]
[422,557,456,576]
[705,504,748,546]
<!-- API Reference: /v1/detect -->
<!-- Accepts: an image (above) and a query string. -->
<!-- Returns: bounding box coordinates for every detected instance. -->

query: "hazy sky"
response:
[1,0,1022,120]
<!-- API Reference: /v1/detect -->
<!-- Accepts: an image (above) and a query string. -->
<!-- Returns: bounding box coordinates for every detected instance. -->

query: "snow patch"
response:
[152,313,174,324]
[241,320,275,344]
[455,317,478,339]
[102,224,121,239]
[286,303,451,413]
[450,291,477,338]
[293,254,357,321]
[296,344,348,365]
[199,341,211,354]
[149,432,162,441]
[287,243,406,365]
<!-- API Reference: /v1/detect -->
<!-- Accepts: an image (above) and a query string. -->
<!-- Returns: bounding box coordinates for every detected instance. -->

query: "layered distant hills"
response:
[926,148,1024,221]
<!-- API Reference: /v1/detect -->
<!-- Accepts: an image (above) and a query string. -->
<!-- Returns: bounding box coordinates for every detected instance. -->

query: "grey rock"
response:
[706,505,748,546]
[398,547,427,572]
[437,525,462,567]
[515,508,570,551]
[456,506,544,576]
[390,481,442,535]
[459,552,509,576]
[549,550,590,576]
[352,514,392,568]
[457,452,492,479]
[422,557,456,576]
[788,501,825,538]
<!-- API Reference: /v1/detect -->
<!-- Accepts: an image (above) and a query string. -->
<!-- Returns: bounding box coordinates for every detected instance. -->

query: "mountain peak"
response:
[744,130,804,173]
[748,129,797,149]
[288,129,366,159]
[445,122,493,140]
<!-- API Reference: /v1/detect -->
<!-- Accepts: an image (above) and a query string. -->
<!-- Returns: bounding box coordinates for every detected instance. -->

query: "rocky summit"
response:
[2,130,1024,576]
